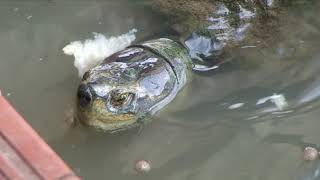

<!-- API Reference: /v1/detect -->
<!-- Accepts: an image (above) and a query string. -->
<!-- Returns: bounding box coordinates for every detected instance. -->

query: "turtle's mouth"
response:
[76,98,139,132]
[77,112,139,132]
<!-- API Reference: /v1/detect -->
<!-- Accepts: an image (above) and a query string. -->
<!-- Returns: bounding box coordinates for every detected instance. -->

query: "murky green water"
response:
[1,0,320,179]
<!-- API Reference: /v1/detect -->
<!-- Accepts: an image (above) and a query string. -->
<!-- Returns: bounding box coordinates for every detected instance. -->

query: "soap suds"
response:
[63,29,138,77]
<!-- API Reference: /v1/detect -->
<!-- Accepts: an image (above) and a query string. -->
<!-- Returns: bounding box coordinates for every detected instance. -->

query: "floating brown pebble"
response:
[303,147,319,161]
[135,160,151,173]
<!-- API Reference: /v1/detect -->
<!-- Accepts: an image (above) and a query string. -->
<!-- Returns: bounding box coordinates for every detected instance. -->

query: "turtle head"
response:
[75,47,177,132]
[76,82,139,132]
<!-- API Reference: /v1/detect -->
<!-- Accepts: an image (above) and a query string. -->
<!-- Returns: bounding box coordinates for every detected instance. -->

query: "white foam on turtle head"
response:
[63,29,138,77]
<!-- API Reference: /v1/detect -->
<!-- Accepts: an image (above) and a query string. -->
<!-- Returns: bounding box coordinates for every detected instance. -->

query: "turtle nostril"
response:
[77,84,93,107]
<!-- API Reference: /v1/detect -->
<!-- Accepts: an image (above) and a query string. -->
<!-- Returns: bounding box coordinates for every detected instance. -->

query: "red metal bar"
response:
[0,91,80,180]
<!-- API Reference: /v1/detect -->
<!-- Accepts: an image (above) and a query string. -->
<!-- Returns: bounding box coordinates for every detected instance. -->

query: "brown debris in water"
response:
[135,160,151,173]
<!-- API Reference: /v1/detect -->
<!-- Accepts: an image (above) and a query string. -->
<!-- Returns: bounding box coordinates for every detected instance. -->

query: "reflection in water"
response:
[299,79,320,104]
[256,93,288,111]
[1,0,320,180]
[295,161,320,180]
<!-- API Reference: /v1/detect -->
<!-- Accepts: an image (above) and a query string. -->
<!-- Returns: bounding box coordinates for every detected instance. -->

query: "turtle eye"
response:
[82,71,90,81]
[109,90,135,109]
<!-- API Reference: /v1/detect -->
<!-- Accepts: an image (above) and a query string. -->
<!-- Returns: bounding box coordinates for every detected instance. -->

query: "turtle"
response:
[76,39,193,132]
[74,0,313,132]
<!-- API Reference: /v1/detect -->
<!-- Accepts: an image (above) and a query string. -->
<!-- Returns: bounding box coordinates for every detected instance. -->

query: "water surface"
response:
[1,0,320,179]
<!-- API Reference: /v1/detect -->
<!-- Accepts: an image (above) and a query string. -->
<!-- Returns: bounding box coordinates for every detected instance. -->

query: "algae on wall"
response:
[152,0,262,35]
[152,0,314,40]
[151,0,315,67]
[152,0,215,35]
